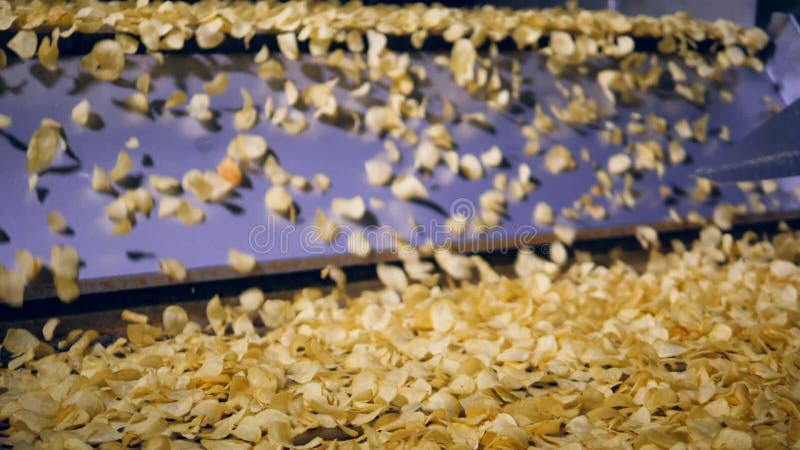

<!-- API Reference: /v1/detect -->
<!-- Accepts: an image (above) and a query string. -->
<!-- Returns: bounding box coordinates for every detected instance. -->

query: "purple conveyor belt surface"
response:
[0,50,798,298]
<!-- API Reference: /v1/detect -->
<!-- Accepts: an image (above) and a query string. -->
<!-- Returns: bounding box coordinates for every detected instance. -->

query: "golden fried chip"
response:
[46,211,69,234]
[8,30,37,59]
[229,249,256,274]
[81,40,125,81]
[160,258,187,282]
[203,72,229,96]
[109,151,133,182]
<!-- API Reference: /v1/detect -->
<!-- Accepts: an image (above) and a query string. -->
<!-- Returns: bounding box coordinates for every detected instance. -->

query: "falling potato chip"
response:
[203,72,229,96]
[229,249,256,274]
[109,151,133,182]
[41,318,59,341]
[450,38,476,87]
[277,32,299,60]
[182,169,234,203]
[351,82,371,98]
[265,185,293,216]
[121,309,148,324]
[414,141,440,172]
[123,92,150,115]
[176,200,205,225]
[124,136,139,150]
[164,90,187,108]
[227,133,267,164]
[160,258,187,282]
[26,123,63,174]
[365,159,393,186]
[533,202,555,226]
[313,173,331,192]
[391,175,428,201]
[37,30,59,71]
[0,113,10,129]
[376,264,408,292]
[217,158,242,187]
[544,144,576,174]
[135,72,150,94]
[480,146,503,168]
[81,39,125,81]
[8,30,37,59]
[148,174,180,194]
[549,31,575,56]
[15,249,42,282]
[71,99,91,126]
[258,58,286,80]
[234,88,257,131]
[314,208,339,243]
[608,153,631,175]
[50,244,79,278]
[460,154,484,180]
[347,230,371,257]
[46,211,69,234]
[162,304,188,335]
[91,165,112,193]
[332,196,366,221]
[280,113,309,135]
[692,114,710,143]
[635,225,659,249]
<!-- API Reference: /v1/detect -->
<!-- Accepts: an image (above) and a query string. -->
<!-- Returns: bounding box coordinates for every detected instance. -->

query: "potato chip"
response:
[549,31,575,56]
[41,318,59,341]
[8,30,37,59]
[608,153,631,175]
[544,144,576,174]
[217,158,242,187]
[15,249,42,282]
[164,90,187,108]
[313,173,331,192]
[460,154,484,180]
[123,92,149,115]
[148,174,180,194]
[258,58,286,80]
[203,72,228,96]
[265,185,293,216]
[160,258,187,282]
[162,305,188,335]
[27,123,63,174]
[365,159,393,186]
[277,32,299,60]
[70,99,91,126]
[46,211,69,234]
[91,165,112,193]
[281,113,308,135]
[81,40,125,81]
[450,38,476,87]
[376,264,408,292]
[196,18,225,49]
[635,225,659,249]
[229,249,256,274]
[121,309,148,324]
[332,196,366,221]
[109,151,133,182]
[284,80,299,106]
[347,230,371,257]
[533,202,555,226]
[391,175,428,201]
[37,30,59,71]
[0,113,10,129]
[182,169,234,203]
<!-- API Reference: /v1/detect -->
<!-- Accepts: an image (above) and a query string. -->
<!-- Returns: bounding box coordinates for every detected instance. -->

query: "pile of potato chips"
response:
[2,225,799,448]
